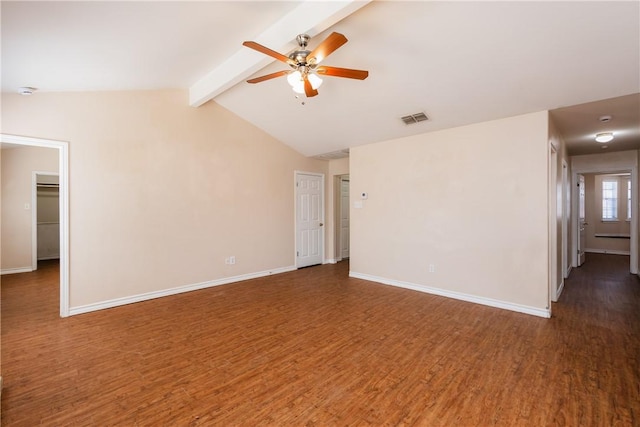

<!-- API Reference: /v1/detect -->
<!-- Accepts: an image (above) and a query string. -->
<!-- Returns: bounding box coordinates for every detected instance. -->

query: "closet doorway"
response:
[33,173,60,267]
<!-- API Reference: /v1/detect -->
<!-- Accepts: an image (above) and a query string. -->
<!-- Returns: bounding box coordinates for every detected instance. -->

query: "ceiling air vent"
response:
[312,148,350,160]
[401,112,429,125]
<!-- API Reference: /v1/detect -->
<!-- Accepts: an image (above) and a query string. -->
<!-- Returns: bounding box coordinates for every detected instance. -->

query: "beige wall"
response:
[2,90,328,308]
[350,111,550,313]
[1,146,58,271]
[584,173,631,253]
[328,157,349,177]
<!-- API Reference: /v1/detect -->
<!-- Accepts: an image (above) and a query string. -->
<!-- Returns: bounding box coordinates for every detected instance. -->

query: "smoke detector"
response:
[18,87,37,96]
[599,115,612,123]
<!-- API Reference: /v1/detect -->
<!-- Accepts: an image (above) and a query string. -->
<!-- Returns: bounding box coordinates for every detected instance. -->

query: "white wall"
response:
[1,90,328,311]
[350,111,550,317]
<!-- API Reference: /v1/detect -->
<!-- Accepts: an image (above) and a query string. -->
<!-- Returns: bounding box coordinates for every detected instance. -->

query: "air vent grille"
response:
[312,148,350,160]
[401,112,429,125]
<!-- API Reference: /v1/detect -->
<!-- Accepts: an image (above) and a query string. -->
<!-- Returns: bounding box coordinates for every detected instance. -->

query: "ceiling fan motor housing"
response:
[289,50,312,68]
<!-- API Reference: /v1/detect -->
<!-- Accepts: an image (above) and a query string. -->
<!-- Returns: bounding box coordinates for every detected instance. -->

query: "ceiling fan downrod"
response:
[289,34,312,68]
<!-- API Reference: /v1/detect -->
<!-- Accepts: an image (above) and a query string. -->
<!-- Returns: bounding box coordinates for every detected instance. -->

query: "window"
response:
[602,179,618,220]
[628,179,632,220]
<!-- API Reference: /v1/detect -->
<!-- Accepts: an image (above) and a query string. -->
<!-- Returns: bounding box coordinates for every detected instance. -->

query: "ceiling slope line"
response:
[188,0,371,107]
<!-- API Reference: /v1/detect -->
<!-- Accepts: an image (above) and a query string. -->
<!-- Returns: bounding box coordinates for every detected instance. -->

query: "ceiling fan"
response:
[243,32,369,98]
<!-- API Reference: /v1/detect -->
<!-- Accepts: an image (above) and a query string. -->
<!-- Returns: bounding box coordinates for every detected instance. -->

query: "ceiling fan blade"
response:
[304,77,318,97]
[316,66,369,80]
[243,41,292,64]
[246,70,290,84]
[307,32,348,65]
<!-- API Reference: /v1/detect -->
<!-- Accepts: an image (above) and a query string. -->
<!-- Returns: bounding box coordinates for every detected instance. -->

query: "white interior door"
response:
[296,172,324,268]
[340,177,350,259]
[578,174,587,266]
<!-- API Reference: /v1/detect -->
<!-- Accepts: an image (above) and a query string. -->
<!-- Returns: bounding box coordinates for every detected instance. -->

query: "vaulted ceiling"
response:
[2,1,639,157]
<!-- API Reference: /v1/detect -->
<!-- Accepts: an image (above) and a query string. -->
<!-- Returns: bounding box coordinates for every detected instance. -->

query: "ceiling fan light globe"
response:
[292,82,305,94]
[308,73,323,90]
[287,71,302,87]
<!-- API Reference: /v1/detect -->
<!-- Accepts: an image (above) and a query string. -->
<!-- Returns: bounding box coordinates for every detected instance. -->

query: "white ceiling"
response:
[1,1,301,91]
[2,1,639,157]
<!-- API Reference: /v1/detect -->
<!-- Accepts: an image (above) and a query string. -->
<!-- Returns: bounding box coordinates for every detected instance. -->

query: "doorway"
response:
[1,134,70,317]
[334,175,350,262]
[580,173,632,258]
[571,156,637,275]
[33,173,60,267]
[578,174,586,266]
[562,160,570,278]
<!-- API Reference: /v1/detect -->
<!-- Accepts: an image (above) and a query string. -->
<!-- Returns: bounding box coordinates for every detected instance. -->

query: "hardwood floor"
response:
[1,255,639,426]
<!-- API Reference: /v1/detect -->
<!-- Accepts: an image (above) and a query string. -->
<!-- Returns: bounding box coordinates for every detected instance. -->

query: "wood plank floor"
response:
[1,254,639,426]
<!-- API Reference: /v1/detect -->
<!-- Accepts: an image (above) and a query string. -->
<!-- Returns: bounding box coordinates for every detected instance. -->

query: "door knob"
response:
[319,223,324,226]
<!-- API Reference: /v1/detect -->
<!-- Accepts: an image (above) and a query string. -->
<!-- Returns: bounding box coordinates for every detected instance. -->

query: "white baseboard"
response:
[37,256,60,261]
[585,248,630,256]
[348,271,550,318]
[69,265,297,316]
[324,258,347,264]
[1,267,34,275]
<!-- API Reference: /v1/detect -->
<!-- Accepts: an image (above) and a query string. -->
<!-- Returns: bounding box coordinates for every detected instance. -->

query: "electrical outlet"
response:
[229,256,236,265]
[428,264,435,273]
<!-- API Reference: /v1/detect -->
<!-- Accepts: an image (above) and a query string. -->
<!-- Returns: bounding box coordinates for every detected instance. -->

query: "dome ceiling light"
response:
[595,132,614,143]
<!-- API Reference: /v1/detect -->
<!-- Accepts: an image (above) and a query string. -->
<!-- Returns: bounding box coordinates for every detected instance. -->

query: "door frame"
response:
[549,143,558,306]
[1,134,70,317]
[571,158,637,274]
[32,171,60,269]
[294,171,325,268]
[562,159,570,279]
[577,174,586,267]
